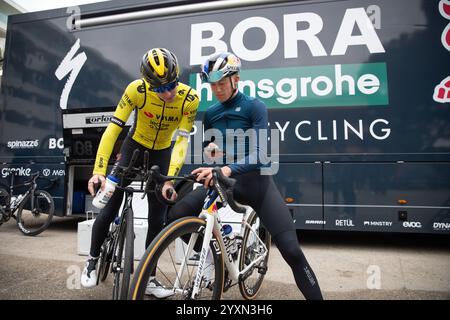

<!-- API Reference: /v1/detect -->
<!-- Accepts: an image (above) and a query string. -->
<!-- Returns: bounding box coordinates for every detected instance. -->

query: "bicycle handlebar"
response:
[107,149,247,213]
[212,167,247,214]
[146,165,246,213]
[9,171,59,190]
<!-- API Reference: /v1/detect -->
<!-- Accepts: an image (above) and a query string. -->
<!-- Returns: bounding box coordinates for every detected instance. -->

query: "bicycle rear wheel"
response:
[130,216,225,300]
[16,190,54,236]
[238,210,271,300]
[97,233,114,284]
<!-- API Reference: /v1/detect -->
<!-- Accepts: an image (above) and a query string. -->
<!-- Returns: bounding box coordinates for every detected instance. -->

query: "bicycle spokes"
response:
[16,190,54,236]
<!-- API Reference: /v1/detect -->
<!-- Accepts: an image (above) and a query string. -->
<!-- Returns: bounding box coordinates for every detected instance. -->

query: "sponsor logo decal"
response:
[85,115,112,124]
[433,222,450,230]
[7,140,39,149]
[156,115,179,122]
[402,221,422,229]
[363,221,393,227]
[191,63,389,111]
[144,111,154,119]
[137,83,146,93]
[335,219,355,227]
[439,0,450,51]
[49,138,64,149]
[433,76,450,103]
[1,167,32,178]
[98,157,104,169]
[42,169,65,177]
[55,39,87,110]
[305,220,327,225]
[434,1,450,103]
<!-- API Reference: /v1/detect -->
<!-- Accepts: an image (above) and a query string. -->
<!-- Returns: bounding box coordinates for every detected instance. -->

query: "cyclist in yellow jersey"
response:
[81,48,199,297]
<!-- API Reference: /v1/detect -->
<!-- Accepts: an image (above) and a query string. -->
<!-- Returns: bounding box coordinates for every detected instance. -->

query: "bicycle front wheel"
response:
[121,208,134,299]
[130,216,225,300]
[112,209,134,300]
[0,188,10,226]
[238,210,271,300]
[16,190,54,236]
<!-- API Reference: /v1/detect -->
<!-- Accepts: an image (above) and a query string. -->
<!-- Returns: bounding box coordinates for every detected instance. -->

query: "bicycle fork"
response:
[189,213,215,299]
[172,213,215,299]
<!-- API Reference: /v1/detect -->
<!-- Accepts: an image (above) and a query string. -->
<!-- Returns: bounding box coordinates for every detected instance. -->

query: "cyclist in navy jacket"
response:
[169,52,323,300]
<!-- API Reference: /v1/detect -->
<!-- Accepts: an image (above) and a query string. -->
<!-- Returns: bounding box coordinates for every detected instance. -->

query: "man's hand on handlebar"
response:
[88,174,106,196]
[191,166,232,188]
[161,180,177,202]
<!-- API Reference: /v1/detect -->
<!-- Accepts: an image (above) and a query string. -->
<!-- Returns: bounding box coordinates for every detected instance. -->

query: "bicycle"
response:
[0,171,55,236]
[129,166,271,300]
[95,149,152,300]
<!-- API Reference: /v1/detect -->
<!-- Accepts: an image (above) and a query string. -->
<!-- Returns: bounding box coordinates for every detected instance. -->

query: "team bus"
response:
[1,0,449,234]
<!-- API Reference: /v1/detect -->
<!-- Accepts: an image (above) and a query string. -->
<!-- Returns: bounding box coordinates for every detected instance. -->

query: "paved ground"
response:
[0,216,449,300]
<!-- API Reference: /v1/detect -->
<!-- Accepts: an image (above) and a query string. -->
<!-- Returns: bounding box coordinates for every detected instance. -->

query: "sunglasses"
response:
[151,80,178,93]
[200,70,225,83]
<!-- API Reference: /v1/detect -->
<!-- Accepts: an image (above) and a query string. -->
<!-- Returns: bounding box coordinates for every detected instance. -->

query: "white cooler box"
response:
[78,182,150,260]
[77,218,148,261]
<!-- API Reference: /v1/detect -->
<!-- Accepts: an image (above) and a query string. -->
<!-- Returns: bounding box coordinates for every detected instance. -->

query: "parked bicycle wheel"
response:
[0,188,10,225]
[238,210,271,300]
[16,190,54,236]
[130,216,225,300]
[112,209,134,300]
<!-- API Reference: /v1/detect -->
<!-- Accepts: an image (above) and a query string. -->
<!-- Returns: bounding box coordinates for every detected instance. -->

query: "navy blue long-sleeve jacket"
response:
[203,91,269,175]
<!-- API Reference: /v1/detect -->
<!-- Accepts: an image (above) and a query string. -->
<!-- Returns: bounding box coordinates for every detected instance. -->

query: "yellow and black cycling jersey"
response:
[93,79,199,177]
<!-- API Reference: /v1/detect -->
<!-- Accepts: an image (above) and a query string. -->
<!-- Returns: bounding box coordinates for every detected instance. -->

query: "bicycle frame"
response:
[6,174,38,213]
[175,189,269,299]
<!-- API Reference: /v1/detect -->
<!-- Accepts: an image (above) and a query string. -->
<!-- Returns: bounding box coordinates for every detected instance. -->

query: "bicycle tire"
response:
[112,215,127,300]
[97,234,113,284]
[129,216,225,300]
[238,210,271,300]
[120,208,134,300]
[0,188,10,226]
[16,190,54,236]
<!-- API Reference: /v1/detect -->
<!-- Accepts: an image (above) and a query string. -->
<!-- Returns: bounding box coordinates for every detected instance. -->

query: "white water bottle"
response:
[92,175,119,209]
[10,196,17,208]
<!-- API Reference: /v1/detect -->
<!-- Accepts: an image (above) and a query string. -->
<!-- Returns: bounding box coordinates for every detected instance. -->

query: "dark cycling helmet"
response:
[140,48,179,88]
[201,52,241,83]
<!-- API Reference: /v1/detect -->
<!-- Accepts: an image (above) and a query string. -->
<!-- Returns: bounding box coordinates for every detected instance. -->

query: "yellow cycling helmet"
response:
[140,48,179,88]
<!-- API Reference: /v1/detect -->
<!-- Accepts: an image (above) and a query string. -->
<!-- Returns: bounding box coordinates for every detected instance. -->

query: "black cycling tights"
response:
[168,170,323,300]
[272,230,323,300]
[90,137,171,258]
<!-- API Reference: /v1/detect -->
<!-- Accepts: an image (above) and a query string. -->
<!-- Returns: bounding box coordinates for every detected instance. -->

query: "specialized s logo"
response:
[434,0,450,103]
[55,39,87,110]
